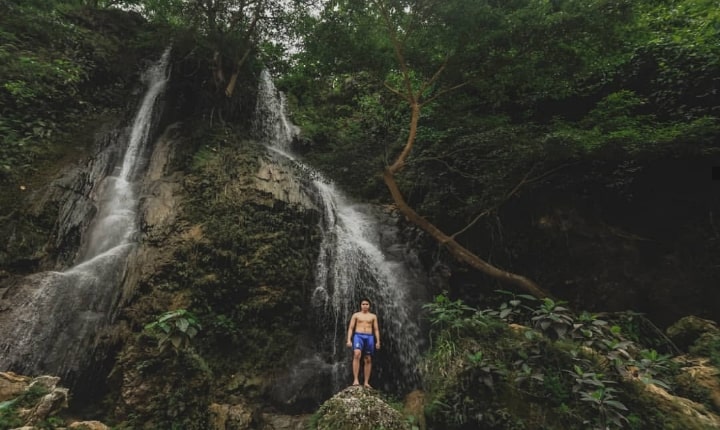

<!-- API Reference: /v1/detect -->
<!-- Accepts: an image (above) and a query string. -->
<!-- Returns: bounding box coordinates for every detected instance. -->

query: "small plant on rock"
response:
[144,309,202,354]
[467,351,506,390]
[531,298,575,339]
[488,289,537,323]
[632,349,673,389]
[571,311,610,348]
[567,364,629,430]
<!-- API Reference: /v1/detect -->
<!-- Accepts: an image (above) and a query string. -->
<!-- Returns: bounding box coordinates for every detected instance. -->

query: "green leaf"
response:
[176,318,189,332]
[604,400,629,411]
[170,334,184,349]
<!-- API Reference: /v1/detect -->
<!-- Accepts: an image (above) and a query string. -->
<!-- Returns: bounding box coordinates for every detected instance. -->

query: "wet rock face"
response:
[267,353,334,413]
[0,122,127,275]
[254,157,317,210]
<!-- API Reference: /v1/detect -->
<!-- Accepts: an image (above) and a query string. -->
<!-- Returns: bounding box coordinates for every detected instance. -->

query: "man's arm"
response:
[373,315,380,349]
[346,314,357,346]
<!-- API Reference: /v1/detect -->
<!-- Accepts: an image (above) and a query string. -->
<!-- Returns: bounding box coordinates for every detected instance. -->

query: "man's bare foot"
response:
[352,381,360,386]
[364,383,372,389]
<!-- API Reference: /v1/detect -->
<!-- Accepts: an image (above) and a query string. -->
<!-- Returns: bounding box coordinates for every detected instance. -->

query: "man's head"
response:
[360,299,371,311]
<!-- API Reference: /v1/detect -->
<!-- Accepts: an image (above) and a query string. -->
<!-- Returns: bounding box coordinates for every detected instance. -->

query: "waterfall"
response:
[254,70,427,395]
[0,49,171,380]
[79,52,171,262]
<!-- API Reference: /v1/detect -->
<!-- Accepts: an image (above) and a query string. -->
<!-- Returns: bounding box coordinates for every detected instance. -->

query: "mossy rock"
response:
[312,386,409,430]
[667,316,719,352]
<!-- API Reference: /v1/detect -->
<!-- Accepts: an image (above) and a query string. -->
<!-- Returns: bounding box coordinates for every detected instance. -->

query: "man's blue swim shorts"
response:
[352,332,375,356]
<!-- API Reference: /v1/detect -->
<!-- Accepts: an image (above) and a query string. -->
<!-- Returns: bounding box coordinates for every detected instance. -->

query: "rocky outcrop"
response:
[208,402,256,430]
[0,372,114,429]
[637,380,720,429]
[254,157,317,210]
[402,389,426,430]
[675,357,720,413]
[67,421,110,429]
[0,373,69,427]
[259,413,310,430]
[312,386,410,430]
[667,315,719,352]
[0,371,28,401]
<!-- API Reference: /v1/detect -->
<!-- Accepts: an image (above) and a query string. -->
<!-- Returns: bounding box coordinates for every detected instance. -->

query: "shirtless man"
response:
[346,299,381,388]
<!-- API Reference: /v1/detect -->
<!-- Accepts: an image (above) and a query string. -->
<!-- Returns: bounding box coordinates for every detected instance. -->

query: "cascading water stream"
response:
[79,52,171,263]
[254,70,428,394]
[0,49,171,380]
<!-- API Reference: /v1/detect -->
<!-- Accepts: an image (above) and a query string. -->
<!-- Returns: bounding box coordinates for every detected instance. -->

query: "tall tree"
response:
[112,0,317,95]
[362,0,552,298]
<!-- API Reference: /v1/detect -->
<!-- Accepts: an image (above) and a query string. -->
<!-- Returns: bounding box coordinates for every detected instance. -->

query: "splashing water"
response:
[254,70,427,394]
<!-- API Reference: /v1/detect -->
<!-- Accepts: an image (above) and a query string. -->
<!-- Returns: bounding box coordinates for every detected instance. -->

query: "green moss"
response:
[690,332,720,367]
[164,126,320,373]
[111,342,212,429]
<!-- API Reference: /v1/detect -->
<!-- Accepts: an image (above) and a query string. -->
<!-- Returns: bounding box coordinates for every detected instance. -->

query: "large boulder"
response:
[312,386,409,430]
[666,315,719,352]
[0,374,70,427]
[208,402,256,430]
[0,371,29,401]
[675,357,720,413]
[636,381,720,429]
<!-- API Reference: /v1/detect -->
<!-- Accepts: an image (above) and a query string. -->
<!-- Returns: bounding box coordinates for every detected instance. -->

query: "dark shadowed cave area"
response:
[498,157,720,328]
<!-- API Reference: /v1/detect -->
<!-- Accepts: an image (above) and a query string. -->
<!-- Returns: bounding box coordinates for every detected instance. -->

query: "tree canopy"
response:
[1,0,718,290]
[272,0,720,295]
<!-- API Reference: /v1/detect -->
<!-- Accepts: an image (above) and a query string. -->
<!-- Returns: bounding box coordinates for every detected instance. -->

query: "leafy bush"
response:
[420,292,691,429]
[0,2,163,183]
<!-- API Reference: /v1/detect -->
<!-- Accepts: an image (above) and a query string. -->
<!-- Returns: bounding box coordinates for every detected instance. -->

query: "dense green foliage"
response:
[420,293,714,429]
[0,0,315,185]
[111,333,213,430]
[0,0,167,185]
[283,0,720,234]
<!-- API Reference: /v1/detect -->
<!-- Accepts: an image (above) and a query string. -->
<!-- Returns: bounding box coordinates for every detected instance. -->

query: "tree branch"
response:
[451,163,575,239]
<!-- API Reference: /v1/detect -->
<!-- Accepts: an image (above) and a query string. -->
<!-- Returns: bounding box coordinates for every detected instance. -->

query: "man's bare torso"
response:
[352,312,377,334]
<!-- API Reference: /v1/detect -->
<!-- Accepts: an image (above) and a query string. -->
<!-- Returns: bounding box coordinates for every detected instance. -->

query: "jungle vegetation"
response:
[3,0,718,292]
[1,0,719,429]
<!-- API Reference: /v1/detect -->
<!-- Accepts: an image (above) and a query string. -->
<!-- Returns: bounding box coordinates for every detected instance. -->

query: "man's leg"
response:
[352,349,361,385]
[363,355,372,388]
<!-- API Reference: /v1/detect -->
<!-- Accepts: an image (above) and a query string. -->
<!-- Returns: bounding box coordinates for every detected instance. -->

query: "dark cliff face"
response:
[496,157,720,328]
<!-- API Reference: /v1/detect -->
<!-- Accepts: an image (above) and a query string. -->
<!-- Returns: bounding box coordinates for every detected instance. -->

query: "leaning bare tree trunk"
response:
[383,103,548,298]
[372,0,548,298]
[383,169,547,298]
